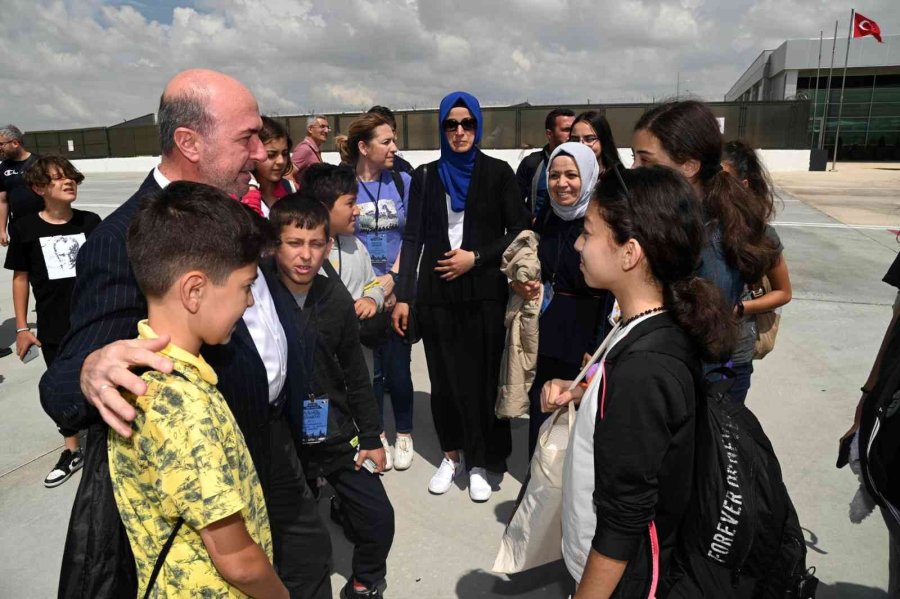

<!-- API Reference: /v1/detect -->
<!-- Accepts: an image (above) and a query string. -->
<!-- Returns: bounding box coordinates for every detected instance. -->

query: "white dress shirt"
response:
[153,166,288,404]
[243,268,289,404]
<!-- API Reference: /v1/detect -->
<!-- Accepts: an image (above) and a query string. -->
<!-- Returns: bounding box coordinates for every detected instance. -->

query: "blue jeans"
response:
[373,332,414,434]
[729,362,754,403]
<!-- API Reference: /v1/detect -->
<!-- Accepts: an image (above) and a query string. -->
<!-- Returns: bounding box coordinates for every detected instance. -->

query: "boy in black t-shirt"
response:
[4,156,100,487]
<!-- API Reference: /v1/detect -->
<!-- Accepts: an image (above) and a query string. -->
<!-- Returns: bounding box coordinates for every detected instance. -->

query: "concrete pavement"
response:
[1,169,898,598]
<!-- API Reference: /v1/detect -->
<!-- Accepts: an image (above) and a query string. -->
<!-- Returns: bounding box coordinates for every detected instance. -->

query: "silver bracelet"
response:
[16,327,30,333]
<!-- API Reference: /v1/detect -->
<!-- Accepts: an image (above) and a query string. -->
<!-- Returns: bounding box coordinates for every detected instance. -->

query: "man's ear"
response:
[179,271,206,313]
[31,184,46,198]
[545,129,553,144]
[172,127,202,164]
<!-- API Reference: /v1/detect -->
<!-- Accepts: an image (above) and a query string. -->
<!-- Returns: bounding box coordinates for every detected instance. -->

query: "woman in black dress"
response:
[392,91,529,502]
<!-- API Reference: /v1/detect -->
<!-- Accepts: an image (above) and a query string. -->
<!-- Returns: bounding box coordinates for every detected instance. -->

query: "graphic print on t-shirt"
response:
[40,233,86,280]
[357,199,400,233]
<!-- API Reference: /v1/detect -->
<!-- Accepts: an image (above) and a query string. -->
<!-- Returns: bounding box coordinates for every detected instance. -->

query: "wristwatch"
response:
[388,271,398,283]
[473,250,482,267]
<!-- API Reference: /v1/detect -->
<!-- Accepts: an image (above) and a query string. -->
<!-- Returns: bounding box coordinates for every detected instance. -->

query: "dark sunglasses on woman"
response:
[442,118,477,132]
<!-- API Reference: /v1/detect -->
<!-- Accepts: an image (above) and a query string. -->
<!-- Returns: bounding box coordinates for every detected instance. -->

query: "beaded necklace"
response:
[620,306,666,329]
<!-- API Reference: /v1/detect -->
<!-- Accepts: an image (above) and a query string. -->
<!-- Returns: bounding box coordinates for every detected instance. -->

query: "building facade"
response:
[726,34,900,160]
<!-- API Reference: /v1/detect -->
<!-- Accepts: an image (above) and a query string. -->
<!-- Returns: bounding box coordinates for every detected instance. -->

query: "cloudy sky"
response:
[2,0,898,131]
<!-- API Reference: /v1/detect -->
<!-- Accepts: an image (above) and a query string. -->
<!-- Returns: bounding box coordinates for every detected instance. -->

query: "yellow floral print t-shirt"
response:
[108,321,272,598]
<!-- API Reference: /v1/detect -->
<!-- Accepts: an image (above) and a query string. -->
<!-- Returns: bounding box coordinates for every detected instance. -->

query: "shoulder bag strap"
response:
[391,169,405,200]
[409,165,427,296]
[139,367,192,599]
[142,517,184,599]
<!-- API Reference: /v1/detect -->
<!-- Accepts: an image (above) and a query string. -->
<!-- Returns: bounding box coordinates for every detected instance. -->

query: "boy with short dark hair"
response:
[269,195,394,599]
[109,181,287,598]
[4,155,100,487]
[299,163,384,316]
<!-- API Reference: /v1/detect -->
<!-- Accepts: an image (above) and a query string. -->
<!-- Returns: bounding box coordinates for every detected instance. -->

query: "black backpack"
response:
[859,313,900,517]
[59,374,188,599]
[664,369,819,598]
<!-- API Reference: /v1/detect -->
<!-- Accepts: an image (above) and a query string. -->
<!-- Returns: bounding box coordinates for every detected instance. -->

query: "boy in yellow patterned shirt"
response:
[108,182,287,598]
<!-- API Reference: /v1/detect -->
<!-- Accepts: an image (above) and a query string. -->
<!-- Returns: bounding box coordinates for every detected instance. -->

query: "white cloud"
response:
[1,0,898,131]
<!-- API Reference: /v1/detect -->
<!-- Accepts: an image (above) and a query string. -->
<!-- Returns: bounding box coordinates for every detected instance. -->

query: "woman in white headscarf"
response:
[510,142,614,458]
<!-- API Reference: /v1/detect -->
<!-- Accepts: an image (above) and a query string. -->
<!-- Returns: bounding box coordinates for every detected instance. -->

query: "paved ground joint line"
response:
[792,296,893,307]
[0,444,64,480]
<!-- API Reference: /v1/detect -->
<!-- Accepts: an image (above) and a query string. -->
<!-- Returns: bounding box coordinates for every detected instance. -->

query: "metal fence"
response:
[22,100,811,159]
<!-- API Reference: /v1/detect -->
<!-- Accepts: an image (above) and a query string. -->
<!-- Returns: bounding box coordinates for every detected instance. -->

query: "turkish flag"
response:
[853,12,883,43]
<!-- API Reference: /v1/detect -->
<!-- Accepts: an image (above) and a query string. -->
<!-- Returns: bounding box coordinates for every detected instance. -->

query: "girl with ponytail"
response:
[722,139,793,402]
[542,166,736,597]
[632,101,779,310]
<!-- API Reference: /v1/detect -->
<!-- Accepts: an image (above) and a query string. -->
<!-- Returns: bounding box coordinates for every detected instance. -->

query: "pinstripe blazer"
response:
[39,170,300,485]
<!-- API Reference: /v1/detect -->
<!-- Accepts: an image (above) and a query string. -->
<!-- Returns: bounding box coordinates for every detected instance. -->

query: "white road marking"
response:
[773,221,900,230]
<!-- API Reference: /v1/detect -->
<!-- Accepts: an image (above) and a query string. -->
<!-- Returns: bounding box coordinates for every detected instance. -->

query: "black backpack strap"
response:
[128,365,192,598]
[142,517,184,599]
[391,169,405,199]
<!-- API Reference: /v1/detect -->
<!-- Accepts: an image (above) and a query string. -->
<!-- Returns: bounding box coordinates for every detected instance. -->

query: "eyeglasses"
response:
[570,134,599,144]
[442,118,477,132]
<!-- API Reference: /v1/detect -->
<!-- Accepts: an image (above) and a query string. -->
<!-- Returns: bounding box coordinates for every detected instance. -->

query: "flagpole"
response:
[820,20,839,150]
[811,30,823,148]
[831,9,855,171]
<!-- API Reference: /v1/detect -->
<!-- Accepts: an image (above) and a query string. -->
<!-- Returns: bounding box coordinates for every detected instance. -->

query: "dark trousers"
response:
[267,416,333,599]
[43,343,79,438]
[528,355,581,459]
[324,464,395,589]
[419,301,511,472]
[373,331,414,434]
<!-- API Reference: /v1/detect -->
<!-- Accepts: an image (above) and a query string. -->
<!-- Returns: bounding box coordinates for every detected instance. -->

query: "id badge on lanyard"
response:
[302,394,330,444]
[368,233,388,266]
[359,176,388,266]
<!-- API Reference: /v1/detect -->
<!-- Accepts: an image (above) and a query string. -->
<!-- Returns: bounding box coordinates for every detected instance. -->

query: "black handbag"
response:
[359,312,392,349]
[398,165,429,346]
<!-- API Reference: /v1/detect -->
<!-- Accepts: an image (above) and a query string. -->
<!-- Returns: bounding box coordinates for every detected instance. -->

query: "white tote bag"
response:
[493,326,618,574]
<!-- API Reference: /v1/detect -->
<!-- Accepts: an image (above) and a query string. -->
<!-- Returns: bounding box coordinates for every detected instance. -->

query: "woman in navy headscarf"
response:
[393,91,529,502]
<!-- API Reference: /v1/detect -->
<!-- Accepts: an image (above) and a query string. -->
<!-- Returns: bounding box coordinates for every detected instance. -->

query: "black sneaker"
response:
[44,449,83,488]
[339,580,384,599]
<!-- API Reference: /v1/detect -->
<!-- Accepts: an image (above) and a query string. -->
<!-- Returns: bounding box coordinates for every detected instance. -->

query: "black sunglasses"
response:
[442,118,477,132]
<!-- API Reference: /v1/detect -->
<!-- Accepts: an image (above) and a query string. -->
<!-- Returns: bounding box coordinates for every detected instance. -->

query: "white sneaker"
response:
[428,457,462,494]
[468,467,492,502]
[380,435,393,471]
[393,435,414,471]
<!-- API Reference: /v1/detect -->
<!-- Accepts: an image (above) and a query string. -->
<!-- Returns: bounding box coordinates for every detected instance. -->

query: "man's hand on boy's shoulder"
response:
[354,297,378,320]
[80,336,175,438]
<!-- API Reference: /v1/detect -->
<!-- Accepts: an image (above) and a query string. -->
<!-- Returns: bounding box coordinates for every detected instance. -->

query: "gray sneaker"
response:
[393,435,414,471]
